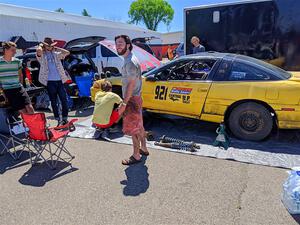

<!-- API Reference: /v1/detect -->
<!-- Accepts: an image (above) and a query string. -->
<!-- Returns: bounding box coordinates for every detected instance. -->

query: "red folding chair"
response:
[21,113,78,169]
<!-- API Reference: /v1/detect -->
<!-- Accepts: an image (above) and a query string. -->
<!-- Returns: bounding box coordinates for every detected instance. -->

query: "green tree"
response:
[82,9,91,17]
[55,8,65,13]
[128,0,174,31]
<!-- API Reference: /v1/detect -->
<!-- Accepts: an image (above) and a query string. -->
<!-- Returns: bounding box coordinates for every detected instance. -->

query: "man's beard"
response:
[117,46,127,56]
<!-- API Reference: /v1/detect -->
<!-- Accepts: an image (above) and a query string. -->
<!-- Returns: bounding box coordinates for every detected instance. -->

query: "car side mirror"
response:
[145,75,157,82]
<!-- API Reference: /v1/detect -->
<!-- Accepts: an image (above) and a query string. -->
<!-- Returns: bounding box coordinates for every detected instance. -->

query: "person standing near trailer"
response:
[191,36,206,54]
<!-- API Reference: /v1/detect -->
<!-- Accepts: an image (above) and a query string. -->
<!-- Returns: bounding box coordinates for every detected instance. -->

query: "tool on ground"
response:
[160,135,200,148]
[156,135,200,152]
[213,123,230,150]
[155,141,198,152]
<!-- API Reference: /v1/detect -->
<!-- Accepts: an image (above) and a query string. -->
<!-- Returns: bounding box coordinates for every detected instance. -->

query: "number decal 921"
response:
[155,85,168,100]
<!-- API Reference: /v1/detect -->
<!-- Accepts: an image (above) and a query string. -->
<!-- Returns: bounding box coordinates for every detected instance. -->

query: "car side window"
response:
[160,59,216,81]
[229,61,271,81]
[101,45,118,57]
[213,60,231,81]
[186,60,214,80]
[153,61,185,81]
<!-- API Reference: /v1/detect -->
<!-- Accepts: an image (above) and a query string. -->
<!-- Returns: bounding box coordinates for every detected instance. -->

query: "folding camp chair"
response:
[0,113,28,160]
[21,113,78,169]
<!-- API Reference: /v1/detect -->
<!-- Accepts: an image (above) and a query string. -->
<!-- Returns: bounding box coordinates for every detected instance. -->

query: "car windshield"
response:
[238,55,291,79]
[142,66,156,75]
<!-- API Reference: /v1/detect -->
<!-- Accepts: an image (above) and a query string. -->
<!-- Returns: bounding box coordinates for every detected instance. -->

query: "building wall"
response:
[161,31,183,45]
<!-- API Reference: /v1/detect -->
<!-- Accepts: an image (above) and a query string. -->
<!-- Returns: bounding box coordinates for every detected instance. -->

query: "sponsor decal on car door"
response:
[143,80,211,116]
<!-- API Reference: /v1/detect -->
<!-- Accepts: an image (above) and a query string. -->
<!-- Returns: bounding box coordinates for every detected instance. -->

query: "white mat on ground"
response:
[69,116,300,169]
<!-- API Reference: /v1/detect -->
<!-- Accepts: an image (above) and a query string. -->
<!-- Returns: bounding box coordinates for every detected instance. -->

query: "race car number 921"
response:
[155,85,168,100]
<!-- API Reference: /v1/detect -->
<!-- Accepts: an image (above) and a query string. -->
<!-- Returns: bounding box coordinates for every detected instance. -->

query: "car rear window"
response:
[238,55,291,80]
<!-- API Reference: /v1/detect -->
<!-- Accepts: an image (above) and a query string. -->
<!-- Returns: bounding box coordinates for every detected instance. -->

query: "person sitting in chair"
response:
[92,80,123,139]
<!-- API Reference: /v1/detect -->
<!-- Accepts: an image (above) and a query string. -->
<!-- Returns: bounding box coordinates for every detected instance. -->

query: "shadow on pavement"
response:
[0,150,32,174]
[19,161,78,187]
[120,156,149,196]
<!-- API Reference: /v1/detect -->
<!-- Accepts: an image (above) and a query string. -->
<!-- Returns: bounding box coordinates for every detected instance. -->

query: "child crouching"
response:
[92,80,123,139]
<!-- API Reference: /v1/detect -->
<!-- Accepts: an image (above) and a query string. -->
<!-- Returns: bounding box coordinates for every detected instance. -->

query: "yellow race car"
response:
[94,52,300,141]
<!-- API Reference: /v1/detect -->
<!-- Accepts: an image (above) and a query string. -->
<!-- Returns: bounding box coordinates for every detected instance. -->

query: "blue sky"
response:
[0,0,246,32]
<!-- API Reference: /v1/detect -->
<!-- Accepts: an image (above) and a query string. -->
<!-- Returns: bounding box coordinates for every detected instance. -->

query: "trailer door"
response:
[185,5,228,55]
[185,1,277,58]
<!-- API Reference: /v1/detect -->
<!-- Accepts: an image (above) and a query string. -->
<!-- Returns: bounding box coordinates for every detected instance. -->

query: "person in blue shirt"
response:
[191,36,205,54]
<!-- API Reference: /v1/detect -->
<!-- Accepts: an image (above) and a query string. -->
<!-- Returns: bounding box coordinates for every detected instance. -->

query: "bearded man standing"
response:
[115,35,149,165]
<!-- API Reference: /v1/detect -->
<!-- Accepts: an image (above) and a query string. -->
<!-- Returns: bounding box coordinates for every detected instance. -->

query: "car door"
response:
[143,59,214,117]
[205,58,278,121]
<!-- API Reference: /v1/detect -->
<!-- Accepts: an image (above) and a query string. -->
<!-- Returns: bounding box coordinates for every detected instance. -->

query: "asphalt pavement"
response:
[0,110,299,225]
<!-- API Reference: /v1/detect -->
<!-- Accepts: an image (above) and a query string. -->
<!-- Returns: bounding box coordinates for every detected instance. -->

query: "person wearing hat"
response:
[36,37,70,126]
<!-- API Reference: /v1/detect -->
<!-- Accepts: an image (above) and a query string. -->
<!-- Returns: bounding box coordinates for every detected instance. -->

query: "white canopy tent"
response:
[0,3,161,44]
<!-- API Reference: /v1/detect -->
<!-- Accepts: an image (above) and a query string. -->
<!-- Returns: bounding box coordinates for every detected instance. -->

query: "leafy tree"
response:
[82,9,91,17]
[128,0,174,31]
[55,8,65,13]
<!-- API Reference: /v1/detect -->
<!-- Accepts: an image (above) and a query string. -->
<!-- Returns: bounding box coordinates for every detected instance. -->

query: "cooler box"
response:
[75,73,93,97]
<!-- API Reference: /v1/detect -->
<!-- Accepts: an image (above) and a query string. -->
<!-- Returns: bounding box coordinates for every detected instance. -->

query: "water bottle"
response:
[282,168,300,214]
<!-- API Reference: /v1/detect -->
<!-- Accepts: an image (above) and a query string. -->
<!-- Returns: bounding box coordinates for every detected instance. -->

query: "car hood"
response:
[64,36,105,52]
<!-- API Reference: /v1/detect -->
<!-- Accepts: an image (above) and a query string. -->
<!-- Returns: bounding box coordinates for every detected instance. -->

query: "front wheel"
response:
[228,102,273,141]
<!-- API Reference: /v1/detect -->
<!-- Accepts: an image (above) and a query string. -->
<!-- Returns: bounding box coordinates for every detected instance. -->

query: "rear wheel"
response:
[228,102,273,141]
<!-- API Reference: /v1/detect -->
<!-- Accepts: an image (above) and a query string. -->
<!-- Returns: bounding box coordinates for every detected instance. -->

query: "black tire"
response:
[228,102,273,141]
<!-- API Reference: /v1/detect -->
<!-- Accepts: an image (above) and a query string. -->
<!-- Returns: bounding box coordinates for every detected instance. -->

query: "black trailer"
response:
[184,0,300,71]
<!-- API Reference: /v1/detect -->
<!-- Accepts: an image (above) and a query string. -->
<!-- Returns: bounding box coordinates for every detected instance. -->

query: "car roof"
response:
[178,52,291,80]
[180,52,237,60]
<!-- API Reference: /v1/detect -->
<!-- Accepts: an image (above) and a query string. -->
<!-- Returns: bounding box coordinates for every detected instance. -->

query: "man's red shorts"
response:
[122,96,145,136]
[94,110,119,129]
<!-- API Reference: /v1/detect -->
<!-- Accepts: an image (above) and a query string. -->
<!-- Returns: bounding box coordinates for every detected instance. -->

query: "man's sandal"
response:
[122,156,142,165]
[140,149,150,156]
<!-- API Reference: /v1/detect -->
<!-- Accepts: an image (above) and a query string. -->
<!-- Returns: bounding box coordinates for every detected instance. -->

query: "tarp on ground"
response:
[69,114,300,169]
